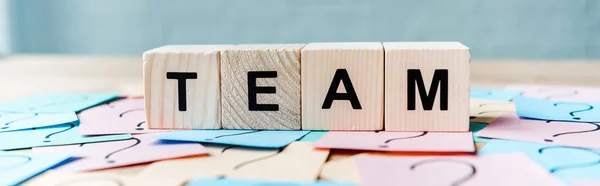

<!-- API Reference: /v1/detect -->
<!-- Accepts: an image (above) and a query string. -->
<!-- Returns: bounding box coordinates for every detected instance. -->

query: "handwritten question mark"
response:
[0,154,31,171]
[553,103,594,120]
[43,124,76,143]
[118,108,146,131]
[55,177,124,186]
[378,132,427,148]
[538,146,600,173]
[205,130,262,141]
[410,159,476,186]
[537,88,578,100]
[469,102,513,120]
[1,113,38,130]
[220,145,283,170]
[80,137,141,164]
[544,121,600,142]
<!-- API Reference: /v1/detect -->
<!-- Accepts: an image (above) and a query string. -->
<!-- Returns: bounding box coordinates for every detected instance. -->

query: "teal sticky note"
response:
[471,88,522,101]
[185,178,356,186]
[158,130,310,148]
[298,131,328,142]
[515,96,600,122]
[470,122,490,143]
[0,112,78,132]
[0,93,119,113]
[0,151,70,185]
[0,123,131,150]
[478,139,600,181]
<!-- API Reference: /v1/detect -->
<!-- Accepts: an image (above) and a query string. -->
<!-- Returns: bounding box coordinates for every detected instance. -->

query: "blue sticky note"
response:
[186,178,356,186]
[0,123,131,150]
[298,131,328,142]
[470,88,522,101]
[0,151,70,185]
[0,93,119,113]
[0,112,78,132]
[515,96,600,122]
[479,139,600,181]
[158,130,310,148]
[470,122,490,143]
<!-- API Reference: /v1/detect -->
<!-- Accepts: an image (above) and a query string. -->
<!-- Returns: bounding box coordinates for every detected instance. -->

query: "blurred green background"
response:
[1,0,599,59]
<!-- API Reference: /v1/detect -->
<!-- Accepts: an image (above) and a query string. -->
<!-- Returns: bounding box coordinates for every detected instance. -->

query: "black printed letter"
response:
[248,71,279,111]
[322,69,362,109]
[166,72,198,111]
[407,69,448,110]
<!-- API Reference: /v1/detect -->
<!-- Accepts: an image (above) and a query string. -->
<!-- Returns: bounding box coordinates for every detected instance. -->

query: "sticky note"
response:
[78,98,168,135]
[185,179,355,186]
[470,88,522,101]
[0,93,119,113]
[479,140,600,181]
[356,153,561,186]
[515,96,600,122]
[0,151,70,186]
[40,133,208,172]
[476,113,600,149]
[314,131,475,153]
[470,122,490,143]
[158,130,309,148]
[0,123,131,150]
[298,131,328,142]
[0,112,77,132]
[506,84,600,102]
[470,99,515,124]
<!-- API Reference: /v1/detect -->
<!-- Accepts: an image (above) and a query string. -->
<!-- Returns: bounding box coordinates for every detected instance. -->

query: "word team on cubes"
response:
[143,42,470,131]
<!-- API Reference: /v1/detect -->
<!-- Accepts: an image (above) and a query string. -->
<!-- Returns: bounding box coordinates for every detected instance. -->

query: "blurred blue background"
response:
[1,0,599,59]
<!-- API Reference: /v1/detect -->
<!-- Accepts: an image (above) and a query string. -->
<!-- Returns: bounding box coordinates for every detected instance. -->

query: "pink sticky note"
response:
[356,153,561,186]
[314,131,475,153]
[476,113,600,149]
[506,84,600,102]
[39,133,208,172]
[78,98,169,135]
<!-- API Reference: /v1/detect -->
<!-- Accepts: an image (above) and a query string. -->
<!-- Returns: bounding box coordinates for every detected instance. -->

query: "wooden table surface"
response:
[2,54,600,178]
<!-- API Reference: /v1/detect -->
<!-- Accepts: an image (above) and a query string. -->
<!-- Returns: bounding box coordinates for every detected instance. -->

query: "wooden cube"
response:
[143,45,231,129]
[220,44,305,129]
[301,42,384,130]
[384,42,470,131]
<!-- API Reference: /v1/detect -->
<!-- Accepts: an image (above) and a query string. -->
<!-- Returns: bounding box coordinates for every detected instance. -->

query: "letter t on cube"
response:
[384,42,470,132]
[143,45,231,129]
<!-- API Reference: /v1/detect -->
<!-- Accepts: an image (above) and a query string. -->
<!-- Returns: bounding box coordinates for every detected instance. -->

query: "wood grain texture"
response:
[384,42,470,132]
[301,42,384,130]
[220,44,304,129]
[143,45,231,129]
[470,99,515,124]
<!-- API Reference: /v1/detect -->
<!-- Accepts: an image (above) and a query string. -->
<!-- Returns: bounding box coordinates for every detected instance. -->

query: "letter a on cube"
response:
[384,42,470,132]
[220,44,305,129]
[143,45,231,129]
[301,42,384,130]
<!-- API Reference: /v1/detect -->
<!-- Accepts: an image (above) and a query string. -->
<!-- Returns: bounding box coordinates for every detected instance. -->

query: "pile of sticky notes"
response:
[3,84,600,186]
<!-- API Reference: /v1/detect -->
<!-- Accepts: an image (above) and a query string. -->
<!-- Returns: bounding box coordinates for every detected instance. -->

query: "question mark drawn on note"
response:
[544,121,600,142]
[378,132,427,148]
[1,113,38,130]
[205,130,262,141]
[43,124,75,143]
[55,177,125,186]
[553,102,594,120]
[118,108,145,131]
[220,145,283,170]
[410,159,476,186]
[81,137,141,164]
[28,96,90,111]
[0,154,32,171]
[469,102,513,120]
[537,89,578,100]
[538,146,600,173]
